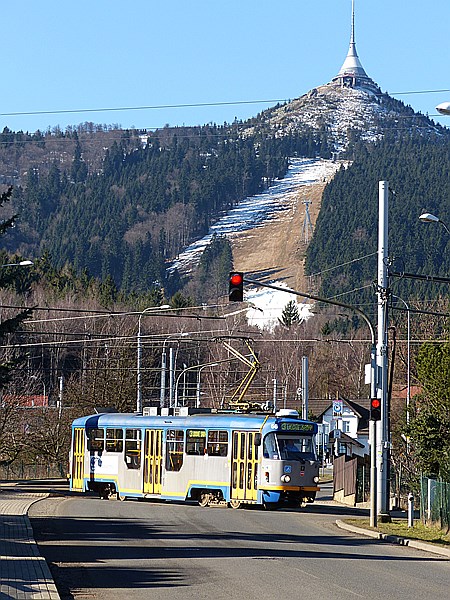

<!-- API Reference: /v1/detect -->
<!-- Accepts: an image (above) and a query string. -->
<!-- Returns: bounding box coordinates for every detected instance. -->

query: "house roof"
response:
[309,396,370,434]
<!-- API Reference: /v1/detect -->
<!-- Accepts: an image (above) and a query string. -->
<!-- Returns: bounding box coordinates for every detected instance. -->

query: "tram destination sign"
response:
[280,422,315,432]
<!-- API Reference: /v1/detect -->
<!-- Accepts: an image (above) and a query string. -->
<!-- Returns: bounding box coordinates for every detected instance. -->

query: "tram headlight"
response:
[313,475,320,483]
[281,474,291,483]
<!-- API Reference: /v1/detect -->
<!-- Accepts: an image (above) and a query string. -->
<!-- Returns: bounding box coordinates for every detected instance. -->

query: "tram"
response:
[69,408,320,509]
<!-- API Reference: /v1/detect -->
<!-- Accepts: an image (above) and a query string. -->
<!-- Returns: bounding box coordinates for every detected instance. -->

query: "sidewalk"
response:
[0,483,60,599]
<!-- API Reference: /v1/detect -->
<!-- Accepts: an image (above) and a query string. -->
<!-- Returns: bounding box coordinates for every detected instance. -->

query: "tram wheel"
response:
[228,499,242,509]
[198,492,210,507]
[118,495,127,501]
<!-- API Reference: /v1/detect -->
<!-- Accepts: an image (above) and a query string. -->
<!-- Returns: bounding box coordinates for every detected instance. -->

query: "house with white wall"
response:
[310,398,370,459]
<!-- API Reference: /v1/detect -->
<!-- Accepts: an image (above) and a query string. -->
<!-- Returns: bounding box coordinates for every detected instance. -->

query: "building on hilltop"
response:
[332,0,379,93]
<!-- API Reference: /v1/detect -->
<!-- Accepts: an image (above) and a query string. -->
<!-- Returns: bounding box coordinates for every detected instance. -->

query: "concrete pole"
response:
[301,356,309,420]
[169,347,174,408]
[58,375,63,419]
[159,345,167,408]
[136,318,143,413]
[196,368,202,408]
[377,181,389,517]
[369,419,377,527]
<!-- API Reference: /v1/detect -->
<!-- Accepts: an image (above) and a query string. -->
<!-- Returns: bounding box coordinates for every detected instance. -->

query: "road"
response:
[28,483,450,600]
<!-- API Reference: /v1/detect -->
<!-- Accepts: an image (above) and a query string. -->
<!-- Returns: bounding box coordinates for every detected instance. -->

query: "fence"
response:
[420,476,450,531]
[333,455,369,505]
[0,461,66,481]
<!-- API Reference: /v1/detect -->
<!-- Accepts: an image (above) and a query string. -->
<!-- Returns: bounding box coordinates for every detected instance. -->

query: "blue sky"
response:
[1,0,449,133]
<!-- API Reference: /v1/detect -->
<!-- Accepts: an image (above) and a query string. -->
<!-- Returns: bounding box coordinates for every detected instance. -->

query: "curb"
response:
[336,519,450,559]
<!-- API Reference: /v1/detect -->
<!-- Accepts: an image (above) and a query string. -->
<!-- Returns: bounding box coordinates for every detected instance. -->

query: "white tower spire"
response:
[337,0,367,78]
[333,0,376,89]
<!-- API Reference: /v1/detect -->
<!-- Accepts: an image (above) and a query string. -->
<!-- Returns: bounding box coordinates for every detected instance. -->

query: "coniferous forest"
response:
[305,132,450,318]
[0,122,330,299]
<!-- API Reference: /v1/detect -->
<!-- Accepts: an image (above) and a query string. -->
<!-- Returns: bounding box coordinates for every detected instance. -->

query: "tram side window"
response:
[87,428,104,452]
[186,430,206,455]
[106,428,123,453]
[125,429,141,469]
[207,430,228,456]
[166,429,184,471]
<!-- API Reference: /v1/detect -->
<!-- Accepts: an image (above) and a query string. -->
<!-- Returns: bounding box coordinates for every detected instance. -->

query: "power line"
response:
[0,99,286,119]
[1,88,449,120]
[310,252,378,278]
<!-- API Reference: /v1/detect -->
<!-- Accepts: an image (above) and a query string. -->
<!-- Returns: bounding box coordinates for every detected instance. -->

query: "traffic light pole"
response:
[242,276,378,526]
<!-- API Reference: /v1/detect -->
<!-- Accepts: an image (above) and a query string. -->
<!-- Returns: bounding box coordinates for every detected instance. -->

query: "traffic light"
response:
[370,398,381,421]
[228,271,244,302]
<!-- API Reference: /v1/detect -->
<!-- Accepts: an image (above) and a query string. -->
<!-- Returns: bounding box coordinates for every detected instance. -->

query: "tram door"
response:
[231,431,258,502]
[71,428,85,491]
[143,429,163,494]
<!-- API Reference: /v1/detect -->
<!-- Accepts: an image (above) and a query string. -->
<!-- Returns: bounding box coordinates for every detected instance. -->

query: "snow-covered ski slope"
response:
[168,157,341,275]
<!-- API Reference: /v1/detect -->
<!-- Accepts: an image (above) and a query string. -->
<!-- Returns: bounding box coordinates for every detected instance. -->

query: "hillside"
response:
[0,77,449,308]
[244,81,440,153]
[231,178,328,292]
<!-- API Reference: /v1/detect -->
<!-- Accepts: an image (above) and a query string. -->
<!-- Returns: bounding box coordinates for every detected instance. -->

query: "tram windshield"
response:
[263,432,317,461]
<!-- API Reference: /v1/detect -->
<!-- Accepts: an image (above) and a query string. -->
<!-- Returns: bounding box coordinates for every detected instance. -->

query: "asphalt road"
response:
[28,484,450,600]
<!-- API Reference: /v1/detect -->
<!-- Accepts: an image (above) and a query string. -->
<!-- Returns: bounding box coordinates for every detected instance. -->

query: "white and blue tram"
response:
[69,409,320,509]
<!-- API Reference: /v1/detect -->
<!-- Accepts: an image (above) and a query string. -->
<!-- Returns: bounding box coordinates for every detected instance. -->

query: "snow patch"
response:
[245,281,314,332]
[168,157,340,275]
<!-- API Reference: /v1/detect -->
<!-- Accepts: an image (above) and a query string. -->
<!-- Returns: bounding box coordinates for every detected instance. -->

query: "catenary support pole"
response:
[377,181,390,518]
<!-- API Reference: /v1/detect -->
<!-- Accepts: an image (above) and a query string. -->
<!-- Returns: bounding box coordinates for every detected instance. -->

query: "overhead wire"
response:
[1,87,449,119]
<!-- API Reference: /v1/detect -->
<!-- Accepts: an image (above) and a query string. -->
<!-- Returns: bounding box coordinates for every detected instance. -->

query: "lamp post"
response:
[159,332,192,409]
[419,212,450,236]
[174,358,237,409]
[136,305,170,413]
[196,363,218,407]
[174,361,219,408]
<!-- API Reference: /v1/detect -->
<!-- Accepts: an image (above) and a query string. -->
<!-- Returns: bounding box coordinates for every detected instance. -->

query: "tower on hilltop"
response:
[332,0,378,92]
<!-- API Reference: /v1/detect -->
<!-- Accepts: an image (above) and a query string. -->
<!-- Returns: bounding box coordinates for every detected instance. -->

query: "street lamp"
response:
[174,361,219,408]
[159,332,192,409]
[196,363,219,407]
[136,305,170,413]
[419,212,450,235]
[436,102,450,116]
[0,260,33,268]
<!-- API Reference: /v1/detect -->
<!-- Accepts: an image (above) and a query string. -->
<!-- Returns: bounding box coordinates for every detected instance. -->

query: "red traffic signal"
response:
[370,398,381,421]
[229,271,244,302]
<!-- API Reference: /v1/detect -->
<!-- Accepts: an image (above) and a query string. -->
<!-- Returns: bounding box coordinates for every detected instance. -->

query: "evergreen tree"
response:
[279,300,301,328]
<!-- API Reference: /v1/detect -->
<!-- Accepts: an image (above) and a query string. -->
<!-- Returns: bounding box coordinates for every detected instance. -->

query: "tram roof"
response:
[71,411,318,432]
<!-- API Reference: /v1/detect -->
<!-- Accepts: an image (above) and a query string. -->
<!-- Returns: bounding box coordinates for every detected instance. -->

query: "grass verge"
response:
[344,517,450,547]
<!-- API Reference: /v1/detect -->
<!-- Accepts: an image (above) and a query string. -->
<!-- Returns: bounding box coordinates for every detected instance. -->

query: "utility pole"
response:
[377,181,390,519]
[301,356,309,420]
